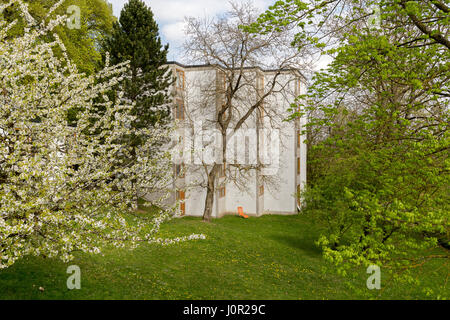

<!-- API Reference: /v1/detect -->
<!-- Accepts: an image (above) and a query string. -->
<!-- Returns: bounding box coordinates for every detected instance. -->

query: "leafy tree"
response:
[0,0,116,75]
[251,0,449,294]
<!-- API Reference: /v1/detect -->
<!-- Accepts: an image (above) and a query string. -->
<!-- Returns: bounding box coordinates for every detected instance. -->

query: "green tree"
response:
[100,0,172,136]
[251,0,449,294]
[0,0,116,75]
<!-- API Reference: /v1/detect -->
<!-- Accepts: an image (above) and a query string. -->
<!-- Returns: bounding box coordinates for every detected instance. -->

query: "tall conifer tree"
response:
[101,0,172,139]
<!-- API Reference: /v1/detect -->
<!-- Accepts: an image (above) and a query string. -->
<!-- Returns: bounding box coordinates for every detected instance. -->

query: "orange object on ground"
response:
[237,206,249,219]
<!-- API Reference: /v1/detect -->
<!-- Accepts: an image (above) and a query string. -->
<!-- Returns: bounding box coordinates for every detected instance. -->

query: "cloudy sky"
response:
[108,0,273,61]
[107,0,332,70]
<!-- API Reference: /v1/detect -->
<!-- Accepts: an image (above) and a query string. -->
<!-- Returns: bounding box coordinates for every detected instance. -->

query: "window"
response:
[297,185,301,206]
[218,163,226,178]
[219,186,226,198]
[258,107,264,127]
[297,157,300,175]
[257,75,264,92]
[220,72,227,91]
[259,185,264,196]
[175,163,185,178]
[175,99,184,120]
[257,75,265,116]
[295,78,301,95]
[177,136,183,148]
[176,190,185,216]
[219,105,229,121]
[297,131,301,148]
[176,69,185,89]
[219,72,229,120]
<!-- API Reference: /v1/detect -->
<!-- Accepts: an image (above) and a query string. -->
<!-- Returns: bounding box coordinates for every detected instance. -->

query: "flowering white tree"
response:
[0,0,204,269]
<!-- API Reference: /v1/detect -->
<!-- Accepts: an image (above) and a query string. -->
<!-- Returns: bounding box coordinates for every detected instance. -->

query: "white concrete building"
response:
[167,62,307,218]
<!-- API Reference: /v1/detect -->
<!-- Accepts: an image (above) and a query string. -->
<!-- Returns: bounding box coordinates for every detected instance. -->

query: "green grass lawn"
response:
[0,214,447,299]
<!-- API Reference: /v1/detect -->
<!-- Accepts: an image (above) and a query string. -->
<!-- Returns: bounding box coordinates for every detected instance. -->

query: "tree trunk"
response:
[202,165,217,222]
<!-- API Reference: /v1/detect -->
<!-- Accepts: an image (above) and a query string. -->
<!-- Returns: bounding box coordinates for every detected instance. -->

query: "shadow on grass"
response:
[269,234,322,257]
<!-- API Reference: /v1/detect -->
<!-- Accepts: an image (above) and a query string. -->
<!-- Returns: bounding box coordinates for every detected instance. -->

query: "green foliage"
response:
[0,0,116,75]
[255,0,450,288]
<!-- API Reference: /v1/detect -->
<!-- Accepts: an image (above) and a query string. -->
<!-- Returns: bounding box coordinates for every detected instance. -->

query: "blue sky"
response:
[108,0,273,61]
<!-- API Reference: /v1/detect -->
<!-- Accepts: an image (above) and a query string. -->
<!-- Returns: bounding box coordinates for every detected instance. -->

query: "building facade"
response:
[167,61,307,218]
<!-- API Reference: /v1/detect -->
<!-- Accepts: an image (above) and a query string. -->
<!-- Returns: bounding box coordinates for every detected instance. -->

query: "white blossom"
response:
[0,1,204,269]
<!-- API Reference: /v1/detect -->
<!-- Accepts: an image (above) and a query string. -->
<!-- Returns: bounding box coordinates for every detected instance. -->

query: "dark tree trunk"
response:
[203,130,226,221]
[202,165,217,222]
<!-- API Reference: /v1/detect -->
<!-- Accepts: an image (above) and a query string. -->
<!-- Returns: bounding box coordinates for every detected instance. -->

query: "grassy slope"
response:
[0,214,447,299]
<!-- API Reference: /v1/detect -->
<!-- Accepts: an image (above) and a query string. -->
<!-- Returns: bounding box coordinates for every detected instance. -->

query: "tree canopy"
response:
[0,0,116,74]
[251,0,449,295]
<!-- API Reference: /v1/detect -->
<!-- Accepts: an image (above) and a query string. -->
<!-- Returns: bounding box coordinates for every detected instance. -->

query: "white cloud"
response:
[109,0,271,21]
[108,0,127,17]
[107,0,273,60]
[150,1,229,23]
[161,21,187,59]
[315,55,333,71]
